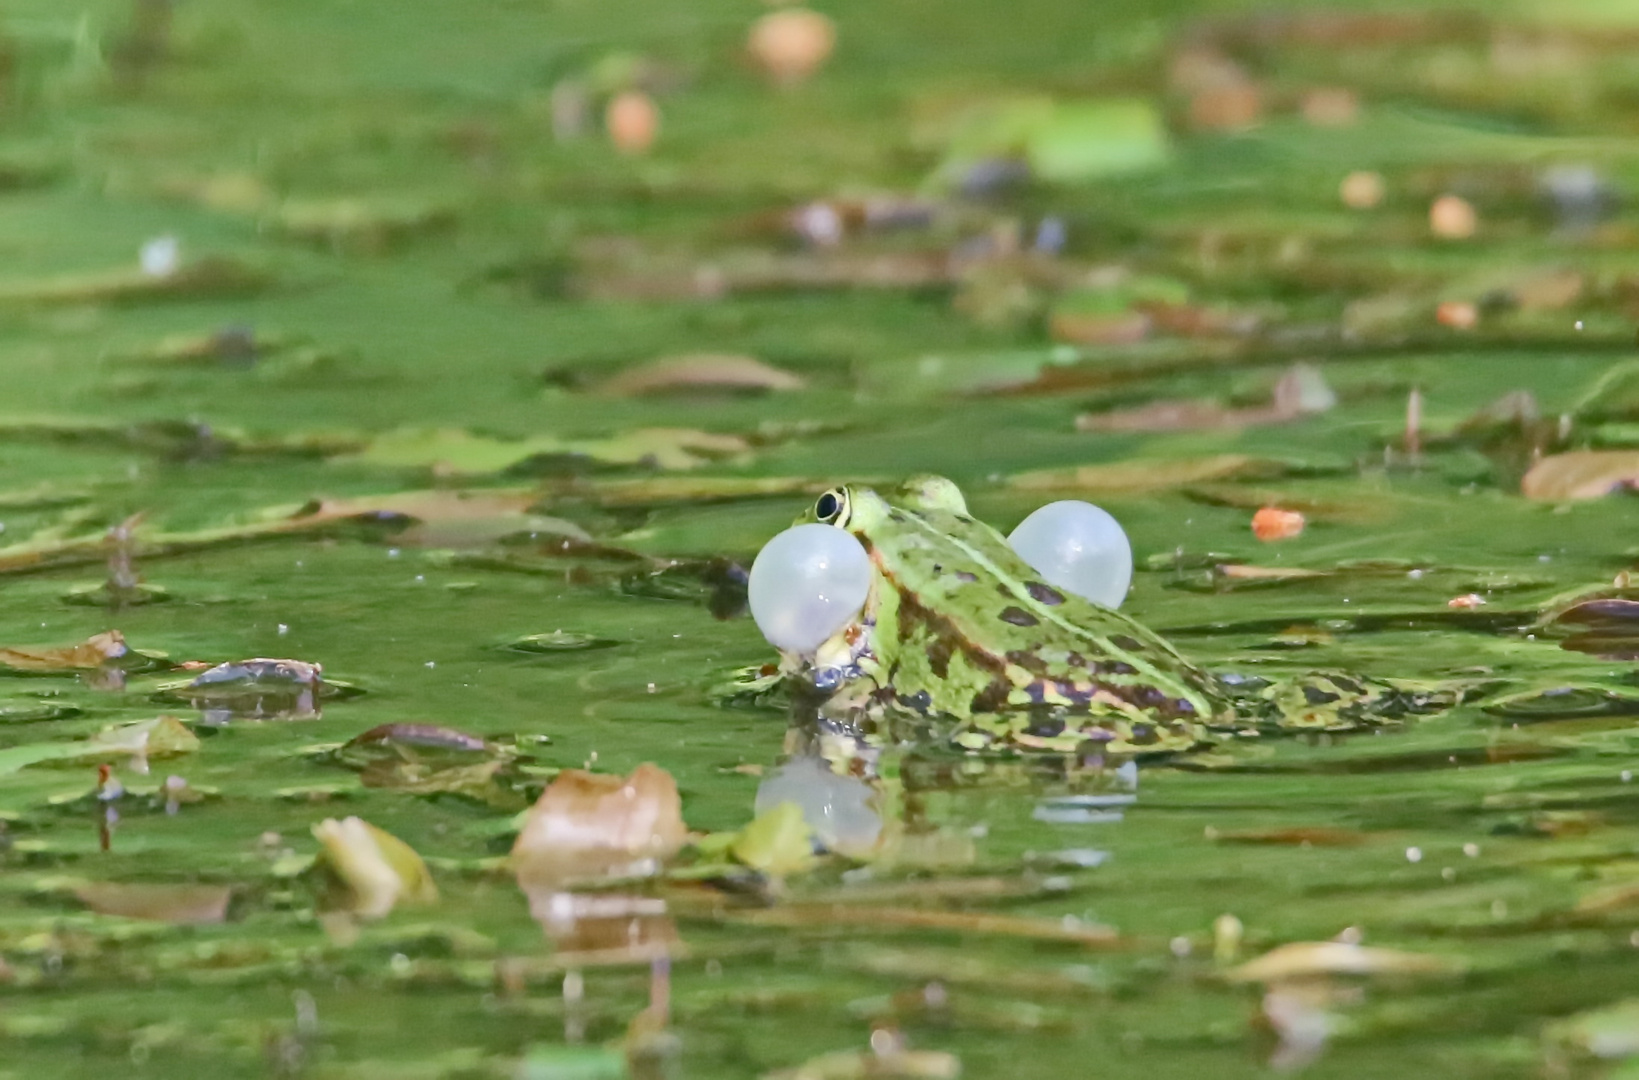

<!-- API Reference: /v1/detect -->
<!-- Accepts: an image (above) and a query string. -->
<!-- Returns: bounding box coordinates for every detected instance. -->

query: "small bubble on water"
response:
[139,235,181,277]
[1538,553,1552,563]
[1405,846,1423,863]
[1407,568,1423,579]
[1169,936,1192,958]
[1463,842,1480,857]
[414,574,425,583]
[1623,770,1633,783]
[277,624,289,636]
[1336,926,1363,944]
[647,682,657,693]
[1441,866,1456,882]
[387,548,401,559]
[1576,320,1585,330]
[424,660,436,668]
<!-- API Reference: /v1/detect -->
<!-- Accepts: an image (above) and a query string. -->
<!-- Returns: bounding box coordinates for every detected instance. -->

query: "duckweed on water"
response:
[8,0,1639,1077]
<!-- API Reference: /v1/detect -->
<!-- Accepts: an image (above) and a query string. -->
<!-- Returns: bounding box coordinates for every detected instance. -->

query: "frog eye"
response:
[748,523,871,654]
[813,489,846,523]
[1007,500,1132,609]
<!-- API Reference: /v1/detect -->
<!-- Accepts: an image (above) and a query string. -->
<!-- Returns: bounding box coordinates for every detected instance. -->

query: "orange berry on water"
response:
[1436,300,1478,330]
[1430,194,1477,239]
[1340,170,1384,210]
[606,90,659,155]
[748,8,836,86]
[1251,506,1306,542]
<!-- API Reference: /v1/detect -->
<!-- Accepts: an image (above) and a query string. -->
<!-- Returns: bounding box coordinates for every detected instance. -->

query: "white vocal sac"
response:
[748,523,872,654]
[1007,500,1133,609]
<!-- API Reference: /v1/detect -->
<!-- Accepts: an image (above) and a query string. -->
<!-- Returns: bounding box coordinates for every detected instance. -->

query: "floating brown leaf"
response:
[730,905,1119,947]
[0,630,127,673]
[512,763,687,888]
[600,354,806,396]
[764,1048,962,1080]
[1225,941,1462,983]
[73,881,231,924]
[1522,451,1639,501]
[0,257,270,305]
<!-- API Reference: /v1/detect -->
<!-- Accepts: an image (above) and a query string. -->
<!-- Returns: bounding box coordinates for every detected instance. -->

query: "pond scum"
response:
[6,0,1639,1077]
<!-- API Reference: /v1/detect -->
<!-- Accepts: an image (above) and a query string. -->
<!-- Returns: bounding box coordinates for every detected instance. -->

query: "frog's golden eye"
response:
[814,489,846,523]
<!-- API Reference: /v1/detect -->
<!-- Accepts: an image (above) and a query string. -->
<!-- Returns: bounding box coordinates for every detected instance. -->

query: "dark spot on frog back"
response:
[970,680,1011,713]
[928,636,953,678]
[998,606,1039,627]
[1025,582,1065,606]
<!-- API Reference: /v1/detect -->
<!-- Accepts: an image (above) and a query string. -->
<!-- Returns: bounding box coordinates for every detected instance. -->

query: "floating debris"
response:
[598,354,806,397]
[606,90,659,154]
[70,881,231,925]
[1226,941,1462,983]
[748,8,836,87]
[501,630,622,654]
[1251,507,1306,542]
[312,816,438,919]
[512,763,687,889]
[155,657,357,722]
[1429,194,1477,239]
[1522,451,1639,501]
[0,630,128,673]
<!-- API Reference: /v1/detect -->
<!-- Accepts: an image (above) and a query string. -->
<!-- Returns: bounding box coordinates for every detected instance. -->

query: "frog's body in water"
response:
[766,476,1451,755]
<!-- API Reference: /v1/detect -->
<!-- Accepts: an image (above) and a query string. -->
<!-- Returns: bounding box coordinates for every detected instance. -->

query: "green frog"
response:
[749,475,1457,756]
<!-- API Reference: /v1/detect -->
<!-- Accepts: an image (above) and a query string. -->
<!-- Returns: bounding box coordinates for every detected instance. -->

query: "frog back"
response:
[851,495,1225,724]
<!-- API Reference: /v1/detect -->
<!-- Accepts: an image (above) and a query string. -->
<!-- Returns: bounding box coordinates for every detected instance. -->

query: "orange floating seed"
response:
[1340,170,1384,210]
[606,90,659,155]
[1251,506,1306,542]
[1437,300,1478,330]
[1430,194,1477,239]
[1447,593,1487,609]
[748,8,836,86]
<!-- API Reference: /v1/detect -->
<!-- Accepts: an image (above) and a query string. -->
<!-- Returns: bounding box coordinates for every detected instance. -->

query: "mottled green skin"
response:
[780,476,1230,753]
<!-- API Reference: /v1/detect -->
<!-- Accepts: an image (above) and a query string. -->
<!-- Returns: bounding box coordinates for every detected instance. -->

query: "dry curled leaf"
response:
[599,353,806,397]
[1225,941,1461,983]
[312,816,438,918]
[512,763,687,888]
[0,715,200,776]
[764,1048,961,1080]
[1522,451,1639,501]
[0,630,127,672]
[73,881,231,924]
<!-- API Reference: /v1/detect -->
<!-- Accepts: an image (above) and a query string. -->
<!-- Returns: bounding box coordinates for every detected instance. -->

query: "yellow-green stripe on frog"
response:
[776,477,1231,746]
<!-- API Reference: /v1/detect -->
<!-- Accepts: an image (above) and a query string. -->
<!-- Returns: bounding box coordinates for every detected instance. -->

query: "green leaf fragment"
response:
[730,801,817,876]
